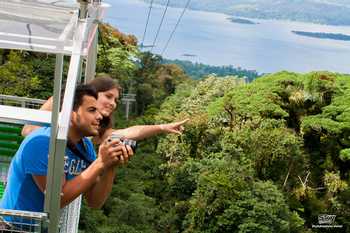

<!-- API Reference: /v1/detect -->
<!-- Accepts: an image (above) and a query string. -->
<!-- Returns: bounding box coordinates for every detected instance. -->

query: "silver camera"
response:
[108,133,137,152]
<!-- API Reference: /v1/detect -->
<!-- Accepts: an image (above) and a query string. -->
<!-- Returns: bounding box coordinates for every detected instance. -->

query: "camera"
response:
[108,133,137,152]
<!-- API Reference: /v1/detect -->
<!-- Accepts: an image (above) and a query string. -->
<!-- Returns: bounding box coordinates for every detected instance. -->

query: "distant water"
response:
[104,0,350,74]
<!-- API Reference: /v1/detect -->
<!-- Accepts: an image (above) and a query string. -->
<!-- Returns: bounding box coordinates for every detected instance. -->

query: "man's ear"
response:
[70,111,77,125]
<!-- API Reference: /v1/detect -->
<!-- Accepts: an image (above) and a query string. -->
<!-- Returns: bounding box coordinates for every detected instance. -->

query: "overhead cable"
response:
[150,0,171,53]
[140,0,154,47]
[161,0,191,56]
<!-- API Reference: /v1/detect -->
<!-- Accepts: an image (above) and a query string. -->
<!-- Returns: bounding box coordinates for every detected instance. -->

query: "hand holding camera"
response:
[98,134,135,168]
[107,133,137,153]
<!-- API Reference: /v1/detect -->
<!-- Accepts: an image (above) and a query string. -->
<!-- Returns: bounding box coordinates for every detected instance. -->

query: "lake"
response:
[104,0,350,74]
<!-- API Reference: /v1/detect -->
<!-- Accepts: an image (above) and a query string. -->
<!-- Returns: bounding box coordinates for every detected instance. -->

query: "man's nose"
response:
[96,111,103,121]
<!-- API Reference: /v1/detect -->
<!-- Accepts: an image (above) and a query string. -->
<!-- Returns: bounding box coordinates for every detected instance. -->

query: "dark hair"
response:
[88,74,121,137]
[73,84,98,111]
[89,73,122,93]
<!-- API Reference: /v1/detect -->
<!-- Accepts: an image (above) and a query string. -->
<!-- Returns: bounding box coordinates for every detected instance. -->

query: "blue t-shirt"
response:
[0,127,96,213]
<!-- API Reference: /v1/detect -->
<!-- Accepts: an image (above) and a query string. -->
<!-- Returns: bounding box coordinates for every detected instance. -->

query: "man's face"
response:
[71,95,102,137]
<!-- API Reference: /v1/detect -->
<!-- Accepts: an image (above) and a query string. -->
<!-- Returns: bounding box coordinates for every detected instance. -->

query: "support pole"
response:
[45,1,89,232]
[44,54,64,231]
[46,53,83,233]
[85,30,98,83]
[85,0,101,83]
[125,101,130,120]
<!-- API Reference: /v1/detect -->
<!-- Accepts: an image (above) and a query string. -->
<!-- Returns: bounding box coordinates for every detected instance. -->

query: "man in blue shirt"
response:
[0,84,133,217]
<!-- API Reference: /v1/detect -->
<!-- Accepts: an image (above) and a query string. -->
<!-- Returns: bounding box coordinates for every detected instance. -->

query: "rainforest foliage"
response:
[162,59,259,82]
[1,23,350,232]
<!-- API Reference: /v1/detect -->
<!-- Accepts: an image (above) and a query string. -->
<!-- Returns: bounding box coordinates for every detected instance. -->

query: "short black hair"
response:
[73,84,98,111]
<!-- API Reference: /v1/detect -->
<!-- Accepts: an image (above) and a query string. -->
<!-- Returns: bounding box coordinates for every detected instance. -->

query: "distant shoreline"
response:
[140,0,350,26]
[107,0,350,73]
[228,17,258,25]
[292,30,350,41]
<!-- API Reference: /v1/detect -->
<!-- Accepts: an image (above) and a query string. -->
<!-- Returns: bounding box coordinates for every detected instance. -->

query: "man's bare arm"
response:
[33,158,105,208]
[84,143,133,208]
[32,140,129,208]
[22,97,53,136]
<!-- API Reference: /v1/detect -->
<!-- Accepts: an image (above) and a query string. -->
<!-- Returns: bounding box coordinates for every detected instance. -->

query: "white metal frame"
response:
[0,1,107,232]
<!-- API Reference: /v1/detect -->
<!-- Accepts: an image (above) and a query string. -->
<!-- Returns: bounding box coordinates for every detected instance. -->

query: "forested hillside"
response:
[143,0,350,25]
[163,59,259,82]
[81,71,350,233]
[1,23,350,232]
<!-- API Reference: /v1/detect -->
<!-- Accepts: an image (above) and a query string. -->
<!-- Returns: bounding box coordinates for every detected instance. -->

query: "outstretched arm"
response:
[111,118,189,141]
[22,97,53,136]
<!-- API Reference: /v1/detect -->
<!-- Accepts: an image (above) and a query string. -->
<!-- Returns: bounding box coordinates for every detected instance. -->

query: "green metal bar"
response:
[0,141,20,149]
[0,125,22,134]
[0,148,17,157]
[0,134,23,142]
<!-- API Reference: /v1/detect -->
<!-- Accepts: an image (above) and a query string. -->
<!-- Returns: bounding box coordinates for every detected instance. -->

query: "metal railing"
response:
[0,95,45,109]
[0,209,47,233]
[0,96,47,232]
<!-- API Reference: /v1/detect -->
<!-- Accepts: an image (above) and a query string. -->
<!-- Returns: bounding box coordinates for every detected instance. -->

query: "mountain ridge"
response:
[142,0,350,26]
